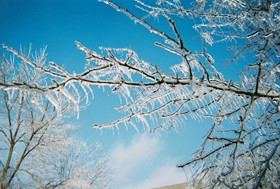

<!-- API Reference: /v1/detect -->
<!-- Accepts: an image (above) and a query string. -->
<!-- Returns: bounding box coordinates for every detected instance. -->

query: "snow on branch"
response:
[97,0,280,188]
[1,0,279,187]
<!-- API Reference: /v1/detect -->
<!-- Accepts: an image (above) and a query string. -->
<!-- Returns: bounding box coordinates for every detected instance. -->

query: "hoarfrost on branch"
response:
[0,49,111,189]
[1,0,279,188]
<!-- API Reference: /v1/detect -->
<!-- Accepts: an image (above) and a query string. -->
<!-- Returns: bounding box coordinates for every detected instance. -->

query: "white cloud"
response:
[110,134,161,186]
[124,162,187,189]
[109,134,188,189]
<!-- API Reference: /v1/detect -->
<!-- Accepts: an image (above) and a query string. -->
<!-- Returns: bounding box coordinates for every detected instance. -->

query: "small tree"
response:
[1,0,279,188]
[0,49,111,189]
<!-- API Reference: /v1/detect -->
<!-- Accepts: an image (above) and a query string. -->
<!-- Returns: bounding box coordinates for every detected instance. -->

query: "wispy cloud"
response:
[109,134,187,188]
[110,134,161,186]
[127,163,187,189]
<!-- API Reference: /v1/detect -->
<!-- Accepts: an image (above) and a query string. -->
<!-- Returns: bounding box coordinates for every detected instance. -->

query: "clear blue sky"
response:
[0,0,235,188]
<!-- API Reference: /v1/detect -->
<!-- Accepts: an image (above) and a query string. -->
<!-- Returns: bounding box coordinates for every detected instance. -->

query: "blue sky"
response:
[1,0,232,188]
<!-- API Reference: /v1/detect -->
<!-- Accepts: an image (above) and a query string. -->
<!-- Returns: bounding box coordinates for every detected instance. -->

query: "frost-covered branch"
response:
[0,51,111,189]
[94,0,279,188]
[1,0,279,188]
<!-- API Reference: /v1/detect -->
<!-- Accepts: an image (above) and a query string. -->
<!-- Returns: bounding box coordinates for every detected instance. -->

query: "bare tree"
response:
[94,1,280,188]
[1,0,279,188]
[93,1,280,188]
[0,49,111,189]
